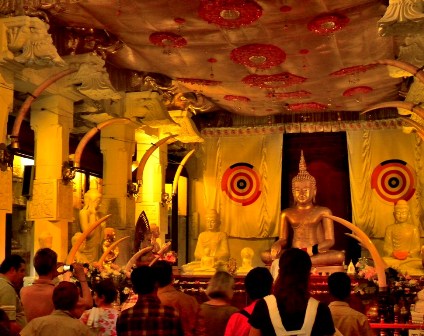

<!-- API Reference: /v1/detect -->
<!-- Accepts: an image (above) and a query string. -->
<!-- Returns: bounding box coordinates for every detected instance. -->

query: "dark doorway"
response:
[281,132,360,265]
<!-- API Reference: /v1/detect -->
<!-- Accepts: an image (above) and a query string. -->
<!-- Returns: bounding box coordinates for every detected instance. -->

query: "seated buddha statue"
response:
[270,151,345,272]
[237,247,254,275]
[182,209,230,274]
[383,200,421,268]
[102,227,119,264]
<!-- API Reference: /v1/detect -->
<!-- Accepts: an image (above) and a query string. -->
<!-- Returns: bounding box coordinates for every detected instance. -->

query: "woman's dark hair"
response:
[245,267,273,300]
[273,248,312,313]
[94,278,117,304]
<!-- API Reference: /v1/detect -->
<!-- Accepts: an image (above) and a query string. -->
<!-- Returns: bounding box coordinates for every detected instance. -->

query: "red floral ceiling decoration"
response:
[307,13,350,35]
[287,102,328,111]
[267,90,311,99]
[224,95,251,102]
[330,64,378,77]
[149,32,187,48]
[230,44,286,69]
[242,72,307,88]
[343,86,373,97]
[198,0,263,28]
[176,78,222,86]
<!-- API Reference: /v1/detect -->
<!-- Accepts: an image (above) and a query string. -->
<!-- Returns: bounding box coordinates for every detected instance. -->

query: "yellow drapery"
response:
[202,133,283,238]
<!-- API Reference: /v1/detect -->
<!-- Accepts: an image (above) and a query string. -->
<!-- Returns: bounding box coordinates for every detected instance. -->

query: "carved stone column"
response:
[135,130,169,251]
[0,68,14,261]
[100,123,136,265]
[27,95,74,265]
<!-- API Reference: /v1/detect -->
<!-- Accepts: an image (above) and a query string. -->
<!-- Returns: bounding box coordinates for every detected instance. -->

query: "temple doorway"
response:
[281,132,360,265]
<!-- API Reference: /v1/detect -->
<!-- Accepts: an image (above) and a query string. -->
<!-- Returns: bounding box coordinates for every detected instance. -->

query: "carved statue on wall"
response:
[102,227,119,264]
[79,183,104,263]
[270,151,345,270]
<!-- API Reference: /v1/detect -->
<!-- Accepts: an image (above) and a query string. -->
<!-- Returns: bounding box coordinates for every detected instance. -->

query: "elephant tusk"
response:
[73,118,131,169]
[325,214,387,289]
[66,214,112,265]
[362,101,424,120]
[149,241,172,267]
[136,134,177,184]
[172,149,195,196]
[98,236,130,266]
[376,59,424,84]
[124,246,154,277]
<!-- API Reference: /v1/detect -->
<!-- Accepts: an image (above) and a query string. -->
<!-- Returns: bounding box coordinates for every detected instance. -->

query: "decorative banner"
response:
[221,162,261,206]
[371,159,416,203]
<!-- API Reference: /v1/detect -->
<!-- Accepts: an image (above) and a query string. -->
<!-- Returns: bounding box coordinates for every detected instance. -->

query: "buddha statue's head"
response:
[150,224,160,238]
[292,151,316,205]
[205,209,220,231]
[394,200,410,224]
[104,228,116,241]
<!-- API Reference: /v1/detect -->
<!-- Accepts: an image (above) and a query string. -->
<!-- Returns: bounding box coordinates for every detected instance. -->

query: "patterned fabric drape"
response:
[202,133,283,238]
[346,129,424,238]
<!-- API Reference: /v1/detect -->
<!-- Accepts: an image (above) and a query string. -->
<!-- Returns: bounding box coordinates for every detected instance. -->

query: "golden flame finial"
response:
[292,150,316,187]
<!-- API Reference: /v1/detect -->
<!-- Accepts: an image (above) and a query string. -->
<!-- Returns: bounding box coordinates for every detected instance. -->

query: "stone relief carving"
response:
[0,169,12,213]
[66,53,122,101]
[1,16,65,67]
[378,0,424,36]
[27,180,55,219]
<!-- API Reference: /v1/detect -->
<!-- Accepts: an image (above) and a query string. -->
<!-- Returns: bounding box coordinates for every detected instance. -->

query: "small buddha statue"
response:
[150,224,162,253]
[102,227,119,264]
[237,247,254,275]
[79,183,105,262]
[137,229,156,266]
[383,200,421,267]
[270,151,345,270]
[38,231,53,249]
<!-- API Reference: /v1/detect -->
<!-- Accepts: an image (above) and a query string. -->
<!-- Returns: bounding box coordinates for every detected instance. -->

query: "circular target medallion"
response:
[221,162,261,206]
[371,159,416,203]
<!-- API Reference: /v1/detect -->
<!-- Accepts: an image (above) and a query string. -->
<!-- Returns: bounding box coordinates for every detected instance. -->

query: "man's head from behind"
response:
[245,267,273,300]
[152,260,172,288]
[34,248,57,277]
[131,266,156,295]
[53,282,80,311]
[328,272,351,301]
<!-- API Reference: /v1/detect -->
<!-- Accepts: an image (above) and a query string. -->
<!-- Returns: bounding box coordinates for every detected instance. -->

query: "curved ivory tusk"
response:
[324,214,387,289]
[149,241,172,267]
[376,59,424,83]
[136,134,177,184]
[66,214,112,265]
[124,246,154,277]
[11,68,77,149]
[73,118,131,169]
[172,149,195,196]
[97,236,130,266]
[400,116,424,141]
[362,101,424,120]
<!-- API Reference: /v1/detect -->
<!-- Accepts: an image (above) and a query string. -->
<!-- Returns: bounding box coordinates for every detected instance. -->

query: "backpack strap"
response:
[238,309,251,318]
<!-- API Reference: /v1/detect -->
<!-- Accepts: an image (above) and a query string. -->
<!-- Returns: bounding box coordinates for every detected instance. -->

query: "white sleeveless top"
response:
[263,295,319,336]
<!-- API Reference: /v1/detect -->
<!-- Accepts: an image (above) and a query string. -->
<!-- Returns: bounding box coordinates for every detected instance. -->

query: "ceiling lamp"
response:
[198,0,263,28]
[230,44,286,69]
[307,13,350,35]
[242,72,306,88]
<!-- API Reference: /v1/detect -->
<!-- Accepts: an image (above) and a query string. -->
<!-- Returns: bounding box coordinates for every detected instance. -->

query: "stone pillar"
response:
[100,123,136,266]
[135,130,169,250]
[0,68,14,261]
[27,95,74,267]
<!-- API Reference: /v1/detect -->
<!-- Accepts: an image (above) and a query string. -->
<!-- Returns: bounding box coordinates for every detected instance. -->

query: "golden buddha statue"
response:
[270,151,345,268]
[102,227,119,264]
[150,224,162,253]
[383,200,420,263]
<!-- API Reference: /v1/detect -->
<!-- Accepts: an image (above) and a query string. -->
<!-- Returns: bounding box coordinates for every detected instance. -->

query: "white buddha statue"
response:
[237,247,254,275]
[79,183,104,262]
[182,209,230,274]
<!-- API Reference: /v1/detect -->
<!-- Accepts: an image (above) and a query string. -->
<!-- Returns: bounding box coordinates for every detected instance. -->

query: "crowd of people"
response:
[0,247,373,336]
